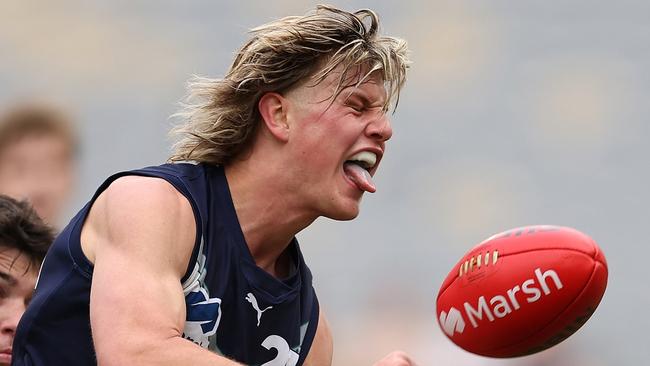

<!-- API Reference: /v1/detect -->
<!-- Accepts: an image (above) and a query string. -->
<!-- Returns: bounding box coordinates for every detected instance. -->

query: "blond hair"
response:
[169,5,410,165]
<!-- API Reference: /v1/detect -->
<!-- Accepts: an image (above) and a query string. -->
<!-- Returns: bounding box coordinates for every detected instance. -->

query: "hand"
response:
[373,351,417,366]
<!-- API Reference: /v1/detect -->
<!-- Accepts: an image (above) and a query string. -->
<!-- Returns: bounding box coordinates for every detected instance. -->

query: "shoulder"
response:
[82,175,196,276]
[97,175,194,232]
[104,174,188,205]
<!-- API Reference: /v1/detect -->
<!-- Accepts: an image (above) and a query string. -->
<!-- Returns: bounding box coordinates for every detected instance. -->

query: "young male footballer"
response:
[12,6,415,366]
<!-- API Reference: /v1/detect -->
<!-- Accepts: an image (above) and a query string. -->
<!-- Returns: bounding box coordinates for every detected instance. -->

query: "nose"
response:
[365,114,393,142]
[1,300,26,337]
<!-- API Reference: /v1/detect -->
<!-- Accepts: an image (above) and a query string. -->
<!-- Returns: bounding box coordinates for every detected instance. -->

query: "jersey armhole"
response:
[82,168,204,283]
[298,291,320,365]
[131,170,204,284]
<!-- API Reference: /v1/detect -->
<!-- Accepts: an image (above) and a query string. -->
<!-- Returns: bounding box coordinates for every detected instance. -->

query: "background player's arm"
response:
[82,176,242,366]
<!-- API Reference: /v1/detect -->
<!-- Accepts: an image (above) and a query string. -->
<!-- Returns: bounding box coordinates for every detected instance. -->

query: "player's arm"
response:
[82,176,242,366]
[302,310,416,366]
[303,309,333,366]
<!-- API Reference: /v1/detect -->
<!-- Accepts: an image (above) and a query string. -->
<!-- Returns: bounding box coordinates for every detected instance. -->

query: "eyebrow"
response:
[0,270,17,286]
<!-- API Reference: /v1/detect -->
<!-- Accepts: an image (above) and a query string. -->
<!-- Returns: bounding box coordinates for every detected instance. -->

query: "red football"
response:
[436,225,608,358]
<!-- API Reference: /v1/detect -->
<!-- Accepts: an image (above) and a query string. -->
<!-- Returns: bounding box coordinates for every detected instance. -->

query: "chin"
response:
[316,185,364,220]
[323,203,361,221]
[329,212,359,221]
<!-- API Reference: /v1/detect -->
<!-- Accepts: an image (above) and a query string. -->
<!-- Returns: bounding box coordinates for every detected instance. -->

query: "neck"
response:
[225,157,316,277]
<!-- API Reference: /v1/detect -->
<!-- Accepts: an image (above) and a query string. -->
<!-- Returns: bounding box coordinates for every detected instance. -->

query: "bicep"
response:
[91,248,187,354]
[86,177,196,363]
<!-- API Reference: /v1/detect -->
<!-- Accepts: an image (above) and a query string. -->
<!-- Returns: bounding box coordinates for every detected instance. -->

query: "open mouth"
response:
[343,151,378,193]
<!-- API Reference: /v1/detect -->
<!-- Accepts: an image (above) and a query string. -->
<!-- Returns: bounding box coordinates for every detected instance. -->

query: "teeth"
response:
[348,151,377,169]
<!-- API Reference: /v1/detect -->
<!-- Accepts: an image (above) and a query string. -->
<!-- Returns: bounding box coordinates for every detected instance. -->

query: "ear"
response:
[258,92,290,142]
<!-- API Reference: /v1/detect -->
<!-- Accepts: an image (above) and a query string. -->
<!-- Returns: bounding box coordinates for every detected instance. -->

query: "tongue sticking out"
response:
[343,162,376,193]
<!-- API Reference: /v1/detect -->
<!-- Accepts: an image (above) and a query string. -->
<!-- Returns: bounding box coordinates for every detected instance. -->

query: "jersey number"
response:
[261,335,299,366]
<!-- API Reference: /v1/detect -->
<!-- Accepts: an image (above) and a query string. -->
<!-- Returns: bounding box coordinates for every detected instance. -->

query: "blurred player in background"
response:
[0,103,77,227]
[0,195,54,366]
[12,6,414,366]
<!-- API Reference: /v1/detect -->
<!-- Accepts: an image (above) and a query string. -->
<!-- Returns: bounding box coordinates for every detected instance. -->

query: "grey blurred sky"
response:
[1,1,648,364]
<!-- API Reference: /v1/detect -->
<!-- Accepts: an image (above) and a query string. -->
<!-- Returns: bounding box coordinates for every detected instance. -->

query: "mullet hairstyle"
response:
[170,5,410,165]
[0,195,54,272]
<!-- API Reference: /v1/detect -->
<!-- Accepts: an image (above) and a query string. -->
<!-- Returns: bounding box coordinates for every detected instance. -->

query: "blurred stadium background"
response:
[1,0,648,364]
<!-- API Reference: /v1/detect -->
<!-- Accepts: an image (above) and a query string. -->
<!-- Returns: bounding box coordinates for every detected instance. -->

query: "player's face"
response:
[284,69,392,220]
[0,134,74,226]
[0,247,38,366]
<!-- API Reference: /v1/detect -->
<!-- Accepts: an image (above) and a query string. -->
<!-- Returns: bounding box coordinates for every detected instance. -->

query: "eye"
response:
[346,103,365,113]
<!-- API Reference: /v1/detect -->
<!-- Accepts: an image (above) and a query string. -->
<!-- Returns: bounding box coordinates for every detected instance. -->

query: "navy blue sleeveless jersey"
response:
[13,163,319,366]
